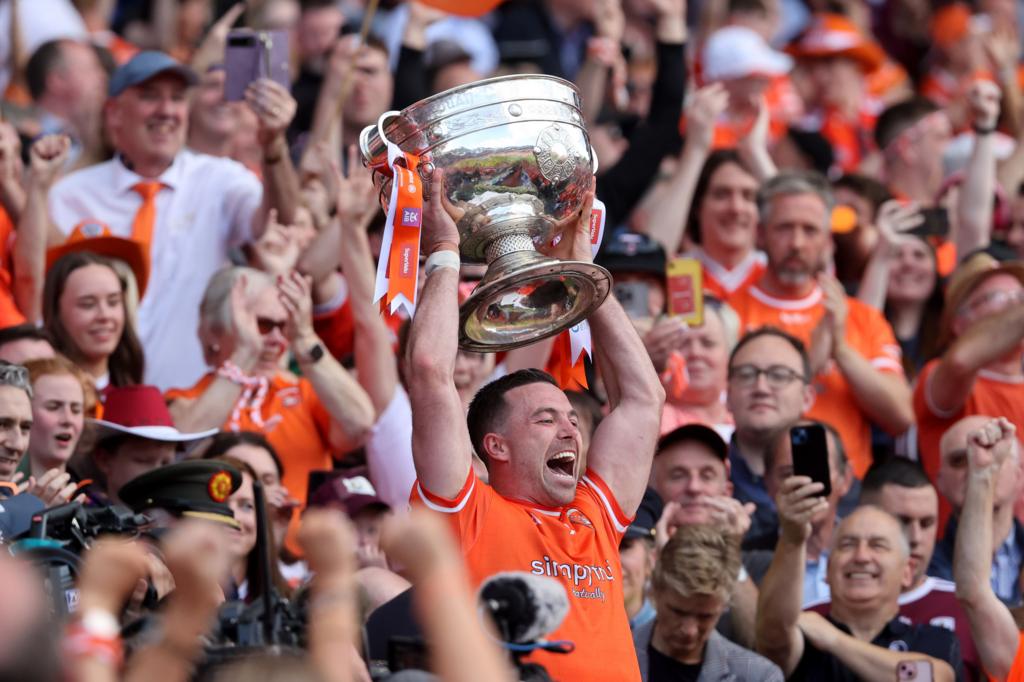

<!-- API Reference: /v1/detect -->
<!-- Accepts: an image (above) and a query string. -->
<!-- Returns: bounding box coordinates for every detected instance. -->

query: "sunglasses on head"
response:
[256,317,287,335]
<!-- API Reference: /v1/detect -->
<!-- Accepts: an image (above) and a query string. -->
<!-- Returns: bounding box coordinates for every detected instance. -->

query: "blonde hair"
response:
[651,525,741,601]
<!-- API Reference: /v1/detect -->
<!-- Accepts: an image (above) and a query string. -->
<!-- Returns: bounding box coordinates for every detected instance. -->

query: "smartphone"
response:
[307,469,345,508]
[790,424,831,497]
[897,660,933,681]
[909,207,949,239]
[613,280,651,320]
[224,29,291,101]
[666,257,703,325]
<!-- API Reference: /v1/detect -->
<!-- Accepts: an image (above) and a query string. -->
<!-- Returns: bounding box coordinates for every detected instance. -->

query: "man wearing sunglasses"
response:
[913,252,1024,536]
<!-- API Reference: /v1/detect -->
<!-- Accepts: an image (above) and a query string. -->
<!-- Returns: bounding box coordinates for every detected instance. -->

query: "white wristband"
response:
[79,608,121,638]
[424,249,461,278]
[737,565,749,583]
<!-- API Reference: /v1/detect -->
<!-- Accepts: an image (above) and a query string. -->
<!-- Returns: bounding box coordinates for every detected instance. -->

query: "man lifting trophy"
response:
[360,75,611,352]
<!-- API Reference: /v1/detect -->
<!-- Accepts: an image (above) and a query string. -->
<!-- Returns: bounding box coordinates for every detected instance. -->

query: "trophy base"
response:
[458,250,612,353]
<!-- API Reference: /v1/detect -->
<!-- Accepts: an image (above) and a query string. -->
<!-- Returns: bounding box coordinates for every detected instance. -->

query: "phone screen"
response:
[909,208,949,239]
[613,281,651,320]
[790,424,831,497]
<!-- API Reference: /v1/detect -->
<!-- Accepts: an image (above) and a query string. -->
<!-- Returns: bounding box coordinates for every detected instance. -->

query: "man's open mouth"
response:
[546,450,577,478]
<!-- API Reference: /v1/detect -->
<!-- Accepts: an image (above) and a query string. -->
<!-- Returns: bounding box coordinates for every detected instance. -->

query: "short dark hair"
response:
[466,369,559,463]
[0,324,53,349]
[875,96,939,151]
[728,326,811,381]
[203,430,284,478]
[832,174,892,220]
[25,39,66,101]
[728,0,769,16]
[860,457,931,502]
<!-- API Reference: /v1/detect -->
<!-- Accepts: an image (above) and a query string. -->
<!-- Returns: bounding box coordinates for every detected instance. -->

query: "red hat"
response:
[90,385,219,442]
[46,220,150,297]
[789,14,886,73]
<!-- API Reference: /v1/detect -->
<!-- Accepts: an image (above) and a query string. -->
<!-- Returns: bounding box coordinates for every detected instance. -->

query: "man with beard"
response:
[727,171,913,479]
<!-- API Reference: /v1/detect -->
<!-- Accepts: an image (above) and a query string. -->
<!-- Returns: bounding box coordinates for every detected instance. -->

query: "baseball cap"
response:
[624,488,664,541]
[310,474,391,518]
[657,423,729,461]
[596,232,667,278]
[108,51,198,97]
[703,26,793,82]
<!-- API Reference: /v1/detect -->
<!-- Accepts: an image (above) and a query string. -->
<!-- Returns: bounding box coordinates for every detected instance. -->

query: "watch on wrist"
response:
[304,342,325,364]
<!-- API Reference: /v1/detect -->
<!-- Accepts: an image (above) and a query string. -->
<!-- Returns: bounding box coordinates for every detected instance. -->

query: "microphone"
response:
[478,572,570,644]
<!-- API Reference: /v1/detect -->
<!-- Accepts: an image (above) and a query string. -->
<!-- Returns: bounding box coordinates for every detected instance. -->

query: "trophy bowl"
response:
[360,74,612,353]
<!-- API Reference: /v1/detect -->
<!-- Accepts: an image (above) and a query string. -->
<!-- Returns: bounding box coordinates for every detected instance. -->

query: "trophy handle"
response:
[590,144,599,175]
[376,110,402,149]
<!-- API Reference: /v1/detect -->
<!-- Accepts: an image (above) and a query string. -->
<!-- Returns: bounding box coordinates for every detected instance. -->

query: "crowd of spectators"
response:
[5,0,1024,680]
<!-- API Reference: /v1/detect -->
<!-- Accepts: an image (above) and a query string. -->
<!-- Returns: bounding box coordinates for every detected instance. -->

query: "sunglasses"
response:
[256,317,288,335]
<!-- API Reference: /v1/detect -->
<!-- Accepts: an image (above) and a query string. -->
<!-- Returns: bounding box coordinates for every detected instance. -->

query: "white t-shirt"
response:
[49,150,262,390]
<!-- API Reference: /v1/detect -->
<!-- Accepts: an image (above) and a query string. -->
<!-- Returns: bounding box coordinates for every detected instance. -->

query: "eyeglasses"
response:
[728,364,806,389]
[256,317,288,335]
[958,288,1024,321]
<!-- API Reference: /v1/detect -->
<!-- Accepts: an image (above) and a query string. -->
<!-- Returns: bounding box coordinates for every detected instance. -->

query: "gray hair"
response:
[199,266,275,336]
[757,170,836,232]
[0,361,32,399]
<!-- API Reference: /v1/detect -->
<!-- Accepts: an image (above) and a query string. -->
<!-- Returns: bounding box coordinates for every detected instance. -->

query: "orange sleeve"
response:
[992,633,1024,681]
[410,469,487,552]
[164,374,213,402]
[300,379,336,449]
[580,469,634,536]
[858,303,904,375]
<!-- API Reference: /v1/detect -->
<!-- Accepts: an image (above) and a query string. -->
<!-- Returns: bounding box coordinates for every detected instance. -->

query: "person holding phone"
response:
[746,421,853,605]
[756,500,962,681]
[727,171,913,479]
[48,50,302,392]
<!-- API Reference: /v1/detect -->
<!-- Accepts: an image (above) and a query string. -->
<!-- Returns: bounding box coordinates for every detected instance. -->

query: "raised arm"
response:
[642,84,727,255]
[856,201,924,310]
[278,271,375,451]
[953,81,1000,261]
[555,189,664,515]
[819,274,913,435]
[954,417,1021,680]
[407,170,474,499]
[330,149,395,415]
[247,79,301,236]
[0,123,25,225]
[797,612,956,682]
[755,476,829,676]
[14,134,70,323]
[927,301,1024,415]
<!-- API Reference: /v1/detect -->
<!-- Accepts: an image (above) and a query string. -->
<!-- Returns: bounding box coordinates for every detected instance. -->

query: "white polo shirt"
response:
[49,150,262,390]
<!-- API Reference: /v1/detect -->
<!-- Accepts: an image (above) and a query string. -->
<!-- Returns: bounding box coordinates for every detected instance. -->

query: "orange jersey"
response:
[685,247,767,303]
[411,470,641,682]
[0,207,25,329]
[913,360,1024,532]
[166,373,333,507]
[729,284,904,478]
[996,633,1024,682]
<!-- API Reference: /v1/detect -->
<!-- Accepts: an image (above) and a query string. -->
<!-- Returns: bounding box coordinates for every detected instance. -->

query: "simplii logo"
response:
[530,555,616,602]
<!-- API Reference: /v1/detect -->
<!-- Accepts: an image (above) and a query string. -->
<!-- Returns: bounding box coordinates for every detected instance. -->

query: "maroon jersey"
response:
[807,577,979,681]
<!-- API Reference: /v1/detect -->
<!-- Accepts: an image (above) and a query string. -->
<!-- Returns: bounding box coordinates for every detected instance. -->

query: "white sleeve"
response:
[216,159,263,247]
[365,384,417,513]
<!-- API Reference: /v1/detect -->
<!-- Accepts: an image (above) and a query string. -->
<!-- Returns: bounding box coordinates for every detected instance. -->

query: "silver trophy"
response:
[360,75,612,352]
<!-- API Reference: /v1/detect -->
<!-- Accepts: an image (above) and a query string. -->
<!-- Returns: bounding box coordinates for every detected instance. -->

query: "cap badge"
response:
[208,470,233,502]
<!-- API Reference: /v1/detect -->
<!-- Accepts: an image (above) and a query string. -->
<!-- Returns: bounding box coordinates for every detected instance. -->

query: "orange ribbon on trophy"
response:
[373,141,424,317]
[548,197,607,390]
